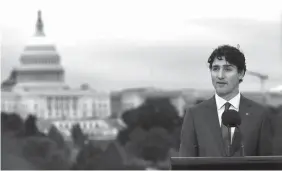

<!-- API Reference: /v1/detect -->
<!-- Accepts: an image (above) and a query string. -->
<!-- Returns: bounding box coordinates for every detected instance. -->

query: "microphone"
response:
[222,110,245,156]
[222,109,241,127]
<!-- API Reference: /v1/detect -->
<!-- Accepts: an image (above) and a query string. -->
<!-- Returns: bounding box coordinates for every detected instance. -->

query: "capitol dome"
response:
[19,11,61,68]
[11,10,68,91]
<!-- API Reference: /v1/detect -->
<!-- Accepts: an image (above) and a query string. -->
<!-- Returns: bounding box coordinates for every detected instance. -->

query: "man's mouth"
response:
[217,82,227,85]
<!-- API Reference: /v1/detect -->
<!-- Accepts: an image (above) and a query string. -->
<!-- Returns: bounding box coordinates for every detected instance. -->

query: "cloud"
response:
[1,10,282,91]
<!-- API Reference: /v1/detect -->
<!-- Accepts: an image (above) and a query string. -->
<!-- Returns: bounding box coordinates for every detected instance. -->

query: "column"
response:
[69,96,73,119]
[73,96,77,119]
[58,96,61,119]
[52,96,56,119]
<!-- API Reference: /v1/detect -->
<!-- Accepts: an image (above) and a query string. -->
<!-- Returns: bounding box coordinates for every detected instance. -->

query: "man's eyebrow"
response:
[223,64,233,67]
[212,64,233,67]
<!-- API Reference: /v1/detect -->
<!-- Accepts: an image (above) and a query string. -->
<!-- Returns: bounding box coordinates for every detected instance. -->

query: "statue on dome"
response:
[35,10,45,36]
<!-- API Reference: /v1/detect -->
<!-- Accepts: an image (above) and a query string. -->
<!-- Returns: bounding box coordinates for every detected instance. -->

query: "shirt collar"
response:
[215,92,241,110]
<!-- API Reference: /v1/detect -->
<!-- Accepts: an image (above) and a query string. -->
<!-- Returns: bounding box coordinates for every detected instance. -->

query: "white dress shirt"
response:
[215,92,241,143]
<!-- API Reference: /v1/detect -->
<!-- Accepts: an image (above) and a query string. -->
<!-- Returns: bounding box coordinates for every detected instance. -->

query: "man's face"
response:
[210,57,244,97]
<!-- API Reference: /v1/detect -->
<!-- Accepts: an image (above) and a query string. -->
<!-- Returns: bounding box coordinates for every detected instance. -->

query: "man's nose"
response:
[217,69,225,79]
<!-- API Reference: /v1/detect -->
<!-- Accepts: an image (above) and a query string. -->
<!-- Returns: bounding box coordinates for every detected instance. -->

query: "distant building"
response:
[111,87,282,120]
[269,85,282,94]
[111,87,197,117]
[1,11,122,140]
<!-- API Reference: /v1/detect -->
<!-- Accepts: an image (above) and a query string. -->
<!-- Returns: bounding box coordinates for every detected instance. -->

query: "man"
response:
[179,45,273,157]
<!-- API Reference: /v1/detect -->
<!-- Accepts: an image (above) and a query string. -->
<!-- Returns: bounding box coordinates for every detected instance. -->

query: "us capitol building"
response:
[2,11,282,141]
[1,11,123,140]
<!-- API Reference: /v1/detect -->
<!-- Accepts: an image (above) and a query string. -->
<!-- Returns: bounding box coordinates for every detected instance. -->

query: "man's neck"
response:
[217,89,240,101]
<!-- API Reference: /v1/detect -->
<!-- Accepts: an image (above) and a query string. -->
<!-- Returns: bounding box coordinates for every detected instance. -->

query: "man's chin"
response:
[216,89,229,96]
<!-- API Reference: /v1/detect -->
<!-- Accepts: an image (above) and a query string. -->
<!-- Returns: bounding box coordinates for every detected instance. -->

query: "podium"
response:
[171,156,282,170]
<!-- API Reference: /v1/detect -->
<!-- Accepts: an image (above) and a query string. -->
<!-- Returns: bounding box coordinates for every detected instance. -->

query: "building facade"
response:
[2,89,111,120]
[1,11,120,140]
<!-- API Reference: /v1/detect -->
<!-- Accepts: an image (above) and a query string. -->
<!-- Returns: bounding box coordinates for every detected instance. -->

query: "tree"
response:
[121,108,140,128]
[137,98,181,131]
[48,125,65,148]
[73,141,127,170]
[1,112,9,130]
[121,97,181,131]
[99,142,125,169]
[117,128,131,146]
[117,109,140,145]
[1,113,24,134]
[140,127,172,162]
[118,97,181,144]
[124,127,147,158]
[73,142,104,169]
[123,127,172,168]
[24,115,39,137]
[22,136,70,169]
[117,97,182,166]
[71,123,86,148]
[1,135,37,170]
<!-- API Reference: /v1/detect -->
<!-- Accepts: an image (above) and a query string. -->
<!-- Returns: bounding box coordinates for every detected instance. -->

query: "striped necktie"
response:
[221,102,231,156]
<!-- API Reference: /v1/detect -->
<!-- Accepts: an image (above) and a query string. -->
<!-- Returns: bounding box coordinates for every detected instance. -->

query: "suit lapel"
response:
[238,95,250,124]
[231,95,252,155]
[205,96,226,156]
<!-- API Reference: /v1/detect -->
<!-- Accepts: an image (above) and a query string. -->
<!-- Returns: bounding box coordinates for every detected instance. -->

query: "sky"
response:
[1,0,282,92]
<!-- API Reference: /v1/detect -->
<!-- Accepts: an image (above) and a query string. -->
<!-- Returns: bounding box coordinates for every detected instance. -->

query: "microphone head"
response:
[222,109,241,127]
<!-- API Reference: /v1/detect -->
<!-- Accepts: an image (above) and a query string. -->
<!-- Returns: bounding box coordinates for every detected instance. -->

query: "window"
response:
[52,112,56,118]
[72,112,76,118]
[34,104,38,110]
[85,122,89,129]
[45,113,49,119]
[73,97,77,110]
[92,110,96,117]
[65,100,69,111]
[55,99,59,110]
[47,97,52,110]
[64,123,68,129]
[92,102,95,109]
[92,103,96,114]
[55,112,59,118]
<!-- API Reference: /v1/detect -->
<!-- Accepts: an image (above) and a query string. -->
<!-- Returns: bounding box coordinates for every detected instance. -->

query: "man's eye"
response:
[212,67,219,71]
[225,68,232,71]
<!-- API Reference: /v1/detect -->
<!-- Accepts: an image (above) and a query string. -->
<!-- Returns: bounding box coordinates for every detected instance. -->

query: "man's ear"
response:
[238,70,245,80]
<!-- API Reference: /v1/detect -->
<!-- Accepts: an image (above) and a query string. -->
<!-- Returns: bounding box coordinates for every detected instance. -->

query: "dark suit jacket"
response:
[179,95,273,157]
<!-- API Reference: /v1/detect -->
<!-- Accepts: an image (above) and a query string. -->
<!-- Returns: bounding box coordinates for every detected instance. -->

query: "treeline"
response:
[1,113,71,169]
[1,98,282,170]
[1,112,141,170]
[116,97,183,169]
[1,97,183,170]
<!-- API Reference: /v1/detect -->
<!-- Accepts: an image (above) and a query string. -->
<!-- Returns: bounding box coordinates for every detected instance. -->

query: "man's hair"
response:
[207,45,247,83]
